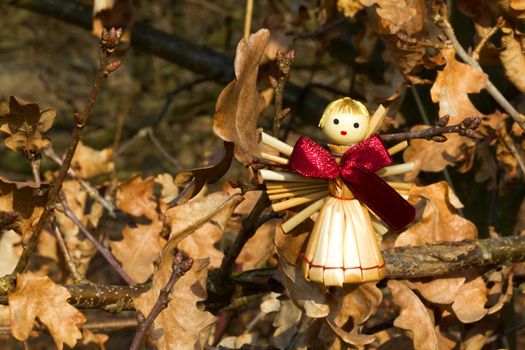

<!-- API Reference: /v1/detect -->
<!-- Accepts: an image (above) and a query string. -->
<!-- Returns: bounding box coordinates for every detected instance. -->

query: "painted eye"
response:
[333,119,339,125]
[353,122,360,128]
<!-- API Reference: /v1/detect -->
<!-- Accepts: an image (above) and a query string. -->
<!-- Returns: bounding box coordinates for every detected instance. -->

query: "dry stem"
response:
[59,197,136,286]
[8,28,123,280]
[380,115,481,142]
[52,223,83,283]
[129,251,193,350]
[271,50,295,137]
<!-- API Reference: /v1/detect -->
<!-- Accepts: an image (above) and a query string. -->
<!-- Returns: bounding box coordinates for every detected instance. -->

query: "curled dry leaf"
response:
[213,29,270,165]
[451,274,488,323]
[133,257,216,349]
[8,273,86,350]
[500,27,525,93]
[0,175,48,237]
[0,96,55,154]
[71,141,115,179]
[175,141,234,198]
[278,257,330,319]
[395,181,477,247]
[117,175,158,221]
[110,220,166,283]
[388,279,439,350]
[164,191,244,254]
[404,48,486,177]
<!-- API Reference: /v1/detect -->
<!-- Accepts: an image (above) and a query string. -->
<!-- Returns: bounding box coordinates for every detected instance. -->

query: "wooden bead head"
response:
[319,97,370,145]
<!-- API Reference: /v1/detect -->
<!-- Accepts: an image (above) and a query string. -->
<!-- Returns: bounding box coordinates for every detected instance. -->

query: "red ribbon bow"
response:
[288,134,415,232]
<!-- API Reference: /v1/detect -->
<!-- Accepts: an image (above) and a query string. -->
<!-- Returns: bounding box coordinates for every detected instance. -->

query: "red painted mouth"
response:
[340,131,347,136]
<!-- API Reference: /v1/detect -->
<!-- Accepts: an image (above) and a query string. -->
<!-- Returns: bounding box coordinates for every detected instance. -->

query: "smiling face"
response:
[322,112,370,145]
[318,97,370,146]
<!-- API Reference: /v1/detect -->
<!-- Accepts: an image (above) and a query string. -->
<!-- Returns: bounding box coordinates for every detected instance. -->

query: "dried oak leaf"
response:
[117,175,158,221]
[500,27,525,93]
[388,279,439,350]
[451,273,488,323]
[164,191,244,255]
[71,141,115,179]
[337,0,364,18]
[395,181,477,246]
[178,222,224,268]
[133,257,215,349]
[175,141,234,198]
[0,96,55,154]
[213,29,270,165]
[110,220,166,283]
[404,48,486,177]
[278,257,330,319]
[0,175,48,237]
[8,273,86,350]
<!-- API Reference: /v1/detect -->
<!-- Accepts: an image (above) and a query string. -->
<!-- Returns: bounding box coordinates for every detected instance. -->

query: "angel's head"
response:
[318,97,370,145]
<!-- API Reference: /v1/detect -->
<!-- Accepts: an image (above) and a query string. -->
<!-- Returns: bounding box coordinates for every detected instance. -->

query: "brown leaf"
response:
[367,0,424,35]
[71,141,115,179]
[278,257,330,318]
[0,96,55,154]
[164,191,244,254]
[411,275,466,304]
[117,175,158,221]
[175,141,234,198]
[133,257,216,349]
[237,219,277,270]
[0,175,48,237]
[178,222,224,268]
[337,0,364,18]
[451,275,488,323]
[404,48,486,177]
[81,329,109,350]
[110,221,166,283]
[8,273,86,350]
[500,28,525,93]
[272,299,303,348]
[395,182,477,246]
[213,29,270,165]
[388,279,439,350]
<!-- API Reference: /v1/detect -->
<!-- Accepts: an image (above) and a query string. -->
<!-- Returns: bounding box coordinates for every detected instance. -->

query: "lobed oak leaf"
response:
[8,273,86,350]
[71,141,115,179]
[451,274,488,323]
[110,220,166,283]
[117,175,158,221]
[0,96,55,154]
[213,29,270,165]
[388,279,439,350]
[395,181,477,247]
[133,256,215,349]
[155,173,179,203]
[404,48,486,177]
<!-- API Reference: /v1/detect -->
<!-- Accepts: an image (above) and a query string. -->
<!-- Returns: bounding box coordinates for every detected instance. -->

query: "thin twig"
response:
[29,157,41,187]
[472,16,504,61]
[271,50,295,137]
[213,192,271,293]
[8,28,123,280]
[146,128,181,169]
[0,318,138,335]
[243,0,254,42]
[59,197,136,286]
[43,145,123,220]
[52,223,83,283]
[129,251,193,350]
[380,115,481,142]
[433,14,525,130]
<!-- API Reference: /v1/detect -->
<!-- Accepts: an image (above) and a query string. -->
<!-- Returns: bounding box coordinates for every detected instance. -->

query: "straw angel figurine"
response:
[259,97,416,287]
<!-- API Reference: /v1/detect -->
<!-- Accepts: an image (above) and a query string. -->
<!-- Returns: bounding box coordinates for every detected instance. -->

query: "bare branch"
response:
[52,223,83,283]
[129,251,193,350]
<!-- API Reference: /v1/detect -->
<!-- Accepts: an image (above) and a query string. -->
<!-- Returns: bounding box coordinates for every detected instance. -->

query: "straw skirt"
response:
[301,178,386,286]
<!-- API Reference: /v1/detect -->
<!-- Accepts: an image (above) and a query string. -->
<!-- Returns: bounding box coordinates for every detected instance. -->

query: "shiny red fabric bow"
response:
[288,134,415,232]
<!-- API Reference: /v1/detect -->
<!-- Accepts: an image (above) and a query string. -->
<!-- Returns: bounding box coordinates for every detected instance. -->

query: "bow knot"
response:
[288,135,415,232]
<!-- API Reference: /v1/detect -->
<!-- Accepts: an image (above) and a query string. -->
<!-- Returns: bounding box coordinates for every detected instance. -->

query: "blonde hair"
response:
[318,97,369,128]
